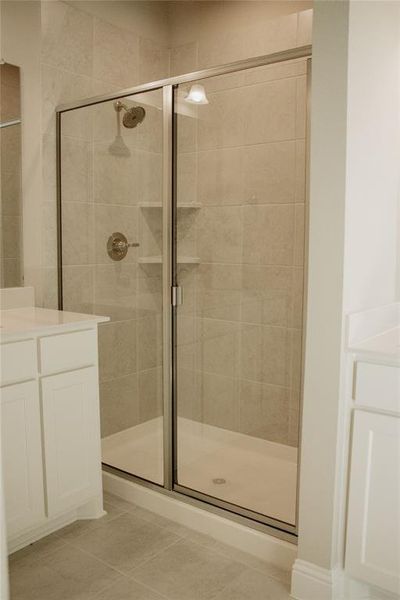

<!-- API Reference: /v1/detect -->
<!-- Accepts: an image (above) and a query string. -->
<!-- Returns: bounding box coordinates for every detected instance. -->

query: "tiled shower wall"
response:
[41,0,312,445]
[41,0,169,437]
[173,10,311,447]
[176,59,308,447]
[0,63,23,288]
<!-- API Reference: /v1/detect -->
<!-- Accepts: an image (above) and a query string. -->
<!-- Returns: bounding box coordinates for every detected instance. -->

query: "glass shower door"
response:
[174,59,308,526]
[59,88,165,485]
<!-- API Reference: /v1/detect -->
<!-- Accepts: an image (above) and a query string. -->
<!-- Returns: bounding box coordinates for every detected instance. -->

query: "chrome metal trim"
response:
[56,45,312,113]
[295,57,312,529]
[0,118,21,129]
[56,112,63,310]
[102,465,297,545]
[174,484,297,537]
[162,86,174,491]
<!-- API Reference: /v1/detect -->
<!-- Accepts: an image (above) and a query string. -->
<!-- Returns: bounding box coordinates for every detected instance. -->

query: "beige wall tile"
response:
[98,319,137,382]
[93,18,139,88]
[195,318,240,378]
[1,170,21,217]
[197,29,245,69]
[41,1,93,77]
[296,9,313,46]
[244,78,297,145]
[138,366,163,422]
[2,216,21,259]
[61,136,92,203]
[295,75,307,139]
[241,265,293,327]
[137,151,162,206]
[294,203,305,266]
[239,379,289,443]
[197,206,242,263]
[1,126,21,172]
[177,368,201,421]
[177,152,197,206]
[137,314,162,371]
[177,208,197,258]
[196,263,242,321]
[198,87,247,150]
[42,202,57,268]
[62,265,94,314]
[94,262,137,320]
[244,59,307,87]
[197,147,244,206]
[243,13,298,59]
[289,328,303,391]
[100,373,139,438]
[170,42,198,77]
[138,37,170,84]
[244,141,296,204]
[295,139,306,203]
[290,267,304,329]
[240,323,291,387]
[42,64,93,139]
[242,205,294,265]
[62,202,93,266]
[176,113,198,154]
[93,142,138,206]
[200,371,240,431]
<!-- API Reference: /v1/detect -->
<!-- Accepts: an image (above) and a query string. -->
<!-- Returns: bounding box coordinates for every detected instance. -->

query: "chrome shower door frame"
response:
[56,44,312,543]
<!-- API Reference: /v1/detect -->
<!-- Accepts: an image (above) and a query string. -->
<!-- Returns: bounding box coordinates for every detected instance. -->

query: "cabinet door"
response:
[41,367,101,515]
[346,410,400,594]
[1,381,45,538]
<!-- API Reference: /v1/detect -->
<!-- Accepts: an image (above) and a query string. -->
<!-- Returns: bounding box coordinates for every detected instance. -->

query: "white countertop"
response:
[0,307,109,339]
[348,327,400,366]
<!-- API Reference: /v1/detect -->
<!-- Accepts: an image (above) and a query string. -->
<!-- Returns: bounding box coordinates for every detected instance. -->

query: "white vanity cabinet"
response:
[1,380,45,538]
[0,307,108,553]
[345,352,400,595]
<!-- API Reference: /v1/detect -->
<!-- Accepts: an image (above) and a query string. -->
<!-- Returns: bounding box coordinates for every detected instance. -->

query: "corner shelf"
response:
[138,256,200,264]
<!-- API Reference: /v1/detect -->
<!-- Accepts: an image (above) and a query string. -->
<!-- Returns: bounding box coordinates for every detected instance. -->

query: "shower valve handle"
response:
[107,232,139,261]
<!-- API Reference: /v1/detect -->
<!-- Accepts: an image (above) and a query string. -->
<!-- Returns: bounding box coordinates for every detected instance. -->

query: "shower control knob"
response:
[107,232,139,261]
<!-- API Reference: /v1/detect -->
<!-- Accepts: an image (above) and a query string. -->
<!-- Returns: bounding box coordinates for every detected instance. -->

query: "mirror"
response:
[0,62,23,288]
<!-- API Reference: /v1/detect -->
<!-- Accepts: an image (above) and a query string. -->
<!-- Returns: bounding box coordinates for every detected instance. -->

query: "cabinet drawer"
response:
[354,361,400,413]
[39,329,97,375]
[0,339,37,385]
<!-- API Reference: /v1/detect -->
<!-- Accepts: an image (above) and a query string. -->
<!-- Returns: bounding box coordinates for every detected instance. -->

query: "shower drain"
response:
[212,478,226,485]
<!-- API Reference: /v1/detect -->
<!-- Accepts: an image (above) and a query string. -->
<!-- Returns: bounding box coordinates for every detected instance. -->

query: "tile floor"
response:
[9,492,292,600]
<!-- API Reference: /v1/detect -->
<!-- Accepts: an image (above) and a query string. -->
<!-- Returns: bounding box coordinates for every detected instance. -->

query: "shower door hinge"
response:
[171,285,183,307]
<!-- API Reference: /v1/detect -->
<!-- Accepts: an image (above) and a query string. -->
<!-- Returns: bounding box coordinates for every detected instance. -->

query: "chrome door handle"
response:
[107,232,139,261]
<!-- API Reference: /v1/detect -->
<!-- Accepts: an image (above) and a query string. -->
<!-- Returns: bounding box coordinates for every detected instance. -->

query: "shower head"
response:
[114,100,146,129]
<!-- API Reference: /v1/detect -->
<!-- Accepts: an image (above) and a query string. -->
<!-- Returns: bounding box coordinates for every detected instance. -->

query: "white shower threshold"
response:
[102,416,297,525]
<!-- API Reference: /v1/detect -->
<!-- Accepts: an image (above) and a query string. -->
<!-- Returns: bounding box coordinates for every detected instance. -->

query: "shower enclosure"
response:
[56,45,311,539]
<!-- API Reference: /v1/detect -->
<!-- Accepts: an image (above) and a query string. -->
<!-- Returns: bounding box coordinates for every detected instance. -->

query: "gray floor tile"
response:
[132,538,247,600]
[213,567,291,600]
[94,576,167,599]
[66,512,182,573]
[9,543,120,600]
[9,533,68,567]
[56,501,126,541]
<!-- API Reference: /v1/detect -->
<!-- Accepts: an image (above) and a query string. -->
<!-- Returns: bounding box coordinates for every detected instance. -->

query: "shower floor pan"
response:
[102,416,297,525]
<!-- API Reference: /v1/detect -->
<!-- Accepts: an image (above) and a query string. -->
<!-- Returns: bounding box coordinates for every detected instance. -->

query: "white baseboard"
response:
[103,471,297,571]
[290,559,388,600]
[291,559,335,600]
